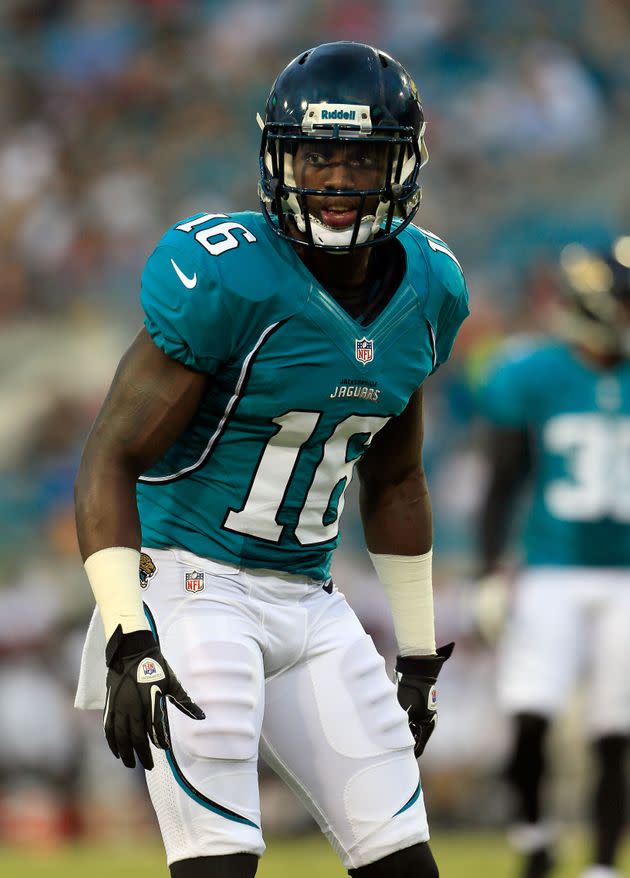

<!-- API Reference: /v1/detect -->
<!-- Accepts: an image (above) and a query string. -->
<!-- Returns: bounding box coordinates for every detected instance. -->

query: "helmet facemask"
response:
[258,109,428,252]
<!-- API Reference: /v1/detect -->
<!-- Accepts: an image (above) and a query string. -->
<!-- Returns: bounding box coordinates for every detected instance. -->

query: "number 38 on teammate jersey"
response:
[479,340,630,567]
[137,211,469,579]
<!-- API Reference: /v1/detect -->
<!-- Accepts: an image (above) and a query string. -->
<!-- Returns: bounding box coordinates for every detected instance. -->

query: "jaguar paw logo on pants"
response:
[139,552,157,589]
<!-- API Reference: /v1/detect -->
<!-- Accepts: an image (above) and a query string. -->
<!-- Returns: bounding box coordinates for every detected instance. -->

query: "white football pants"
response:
[139,548,428,869]
[498,566,630,736]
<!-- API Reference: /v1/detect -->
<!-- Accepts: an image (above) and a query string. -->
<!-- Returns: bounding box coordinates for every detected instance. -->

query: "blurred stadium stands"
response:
[1,0,628,847]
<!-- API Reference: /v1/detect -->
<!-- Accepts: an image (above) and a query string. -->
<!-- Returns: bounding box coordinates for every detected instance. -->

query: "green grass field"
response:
[1,831,628,877]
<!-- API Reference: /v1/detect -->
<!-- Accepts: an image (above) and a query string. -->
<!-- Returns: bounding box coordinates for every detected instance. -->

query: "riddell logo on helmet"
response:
[321,109,356,121]
[302,103,372,133]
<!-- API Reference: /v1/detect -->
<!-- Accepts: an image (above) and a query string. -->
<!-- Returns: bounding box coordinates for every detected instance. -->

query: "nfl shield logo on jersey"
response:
[355,337,374,364]
[185,570,205,593]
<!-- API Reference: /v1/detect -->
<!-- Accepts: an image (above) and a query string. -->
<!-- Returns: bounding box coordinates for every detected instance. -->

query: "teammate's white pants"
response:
[498,567,630,736]
[134,548,427,869]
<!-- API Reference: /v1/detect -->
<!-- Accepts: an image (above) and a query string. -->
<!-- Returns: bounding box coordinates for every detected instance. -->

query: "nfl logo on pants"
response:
[185,570,205,593]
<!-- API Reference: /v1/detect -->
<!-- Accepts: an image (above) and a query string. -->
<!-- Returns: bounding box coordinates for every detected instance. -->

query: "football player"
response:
[475,239,630,878]
[74,42,469,878]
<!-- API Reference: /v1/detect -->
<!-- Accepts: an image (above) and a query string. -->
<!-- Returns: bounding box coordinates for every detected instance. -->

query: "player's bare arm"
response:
[75,327,206,770]
[478,424,532,574]
[358,385,453,757]
[473,424,532,644]
[358,386,431,556]
[75,327,208,559]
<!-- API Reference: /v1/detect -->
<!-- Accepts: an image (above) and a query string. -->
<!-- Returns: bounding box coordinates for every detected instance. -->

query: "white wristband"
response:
[368,548,436,656]
[84,547,150,641]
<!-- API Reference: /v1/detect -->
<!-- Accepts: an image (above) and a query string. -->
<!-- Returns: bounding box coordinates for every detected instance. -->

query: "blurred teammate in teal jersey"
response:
[476,239,630,878]
[74,43,468,878]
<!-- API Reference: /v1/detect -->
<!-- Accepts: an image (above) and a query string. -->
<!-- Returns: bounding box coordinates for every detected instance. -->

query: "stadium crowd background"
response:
[1,0,629,847]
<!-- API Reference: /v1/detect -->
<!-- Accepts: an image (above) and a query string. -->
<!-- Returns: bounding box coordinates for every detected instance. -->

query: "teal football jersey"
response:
[137,211,469,579]
[480,339,630,567]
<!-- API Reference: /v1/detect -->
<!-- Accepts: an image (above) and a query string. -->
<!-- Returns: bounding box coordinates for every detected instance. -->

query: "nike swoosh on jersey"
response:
[171,258,197,289]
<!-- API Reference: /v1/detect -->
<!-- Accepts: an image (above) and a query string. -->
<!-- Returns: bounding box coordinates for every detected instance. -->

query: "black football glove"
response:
[395,642,454,758]
[104,625,205,770]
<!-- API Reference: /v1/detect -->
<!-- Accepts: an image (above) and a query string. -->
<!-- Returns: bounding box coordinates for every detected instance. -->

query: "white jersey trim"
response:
[138,320,285,484]
[426,320,437,369]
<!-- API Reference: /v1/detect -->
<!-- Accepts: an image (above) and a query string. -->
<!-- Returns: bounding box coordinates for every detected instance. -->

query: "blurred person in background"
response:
[0,492,83,846]
[474,238,630,878]
[73,42,468,878]
[0,601,80,848]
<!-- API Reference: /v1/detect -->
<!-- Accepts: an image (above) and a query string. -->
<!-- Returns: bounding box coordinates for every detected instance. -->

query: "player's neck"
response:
[294,243,373,304]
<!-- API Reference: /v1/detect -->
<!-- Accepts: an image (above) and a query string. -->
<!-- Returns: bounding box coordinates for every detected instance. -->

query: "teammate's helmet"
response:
[557,237,630,356]
[258,41,428,251]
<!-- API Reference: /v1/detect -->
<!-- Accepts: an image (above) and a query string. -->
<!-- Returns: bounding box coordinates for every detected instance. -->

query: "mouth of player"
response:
[319,207,359,229]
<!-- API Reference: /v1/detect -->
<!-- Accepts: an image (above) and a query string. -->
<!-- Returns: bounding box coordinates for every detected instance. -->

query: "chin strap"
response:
[294,212,377,248]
